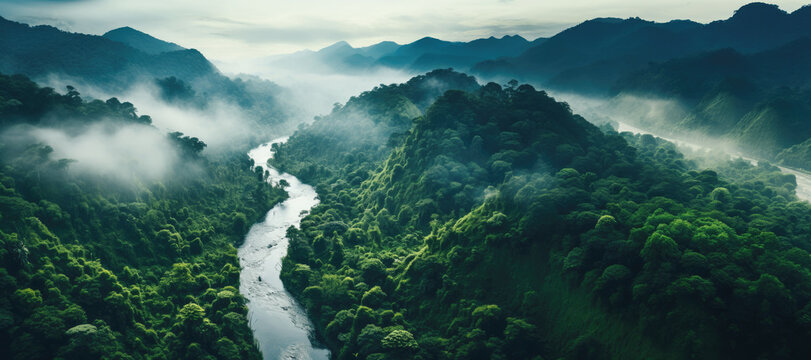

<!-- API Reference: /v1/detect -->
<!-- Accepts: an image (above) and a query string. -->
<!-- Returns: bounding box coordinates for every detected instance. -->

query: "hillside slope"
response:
[272,72,811,359]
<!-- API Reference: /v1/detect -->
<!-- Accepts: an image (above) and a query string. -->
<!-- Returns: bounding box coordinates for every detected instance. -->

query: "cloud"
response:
[4,120,181,182]
[116,83,257,152]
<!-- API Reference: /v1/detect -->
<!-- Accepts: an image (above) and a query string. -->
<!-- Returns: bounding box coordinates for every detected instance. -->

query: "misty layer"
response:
[26,122,178,181]
[0,71,286,360]
[122,84,255,152]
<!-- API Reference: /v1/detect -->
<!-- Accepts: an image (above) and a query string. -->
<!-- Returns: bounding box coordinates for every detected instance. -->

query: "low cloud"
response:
[119,83,256,152]
[5,121,180,182]
[217,59,414,121]
[38,75,260,152]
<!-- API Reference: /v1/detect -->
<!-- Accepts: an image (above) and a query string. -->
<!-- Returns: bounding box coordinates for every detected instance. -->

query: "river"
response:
[238,138,330,360]
[615,122,811,201]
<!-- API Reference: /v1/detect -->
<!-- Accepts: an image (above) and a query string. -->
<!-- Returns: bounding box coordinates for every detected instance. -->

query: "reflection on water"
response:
[238,138,330,360]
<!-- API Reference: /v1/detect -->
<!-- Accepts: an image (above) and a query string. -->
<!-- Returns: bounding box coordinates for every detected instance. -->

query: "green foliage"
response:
[275,72,811,360]
[0,74,286,359]
[381,329,419,353]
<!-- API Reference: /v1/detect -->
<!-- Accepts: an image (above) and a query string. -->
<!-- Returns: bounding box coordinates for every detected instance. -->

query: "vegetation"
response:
[0,16,291,131]
[274,72,811,360]
[612,47,811,162]
[0,73,286,359]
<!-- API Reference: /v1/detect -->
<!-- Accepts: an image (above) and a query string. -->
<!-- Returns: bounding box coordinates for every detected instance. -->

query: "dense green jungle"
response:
[271,69,811,360]
[3,2,811,360]
[0,73,285,359]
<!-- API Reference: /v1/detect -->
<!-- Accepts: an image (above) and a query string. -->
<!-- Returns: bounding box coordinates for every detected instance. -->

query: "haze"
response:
[0,0,806,63]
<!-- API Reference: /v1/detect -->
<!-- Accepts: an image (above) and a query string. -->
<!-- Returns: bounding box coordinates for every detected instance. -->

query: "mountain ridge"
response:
[102,26,186,54]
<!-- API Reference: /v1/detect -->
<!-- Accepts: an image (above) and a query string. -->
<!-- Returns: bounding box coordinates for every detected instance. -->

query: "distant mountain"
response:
[474,2,811,93]
[379,35,541,71]
[601,21,811,159]
[0,16,292,129]
[615,38,811,102]
[103,26,185,54]
[266,35,546,73]
[0,16,215,89]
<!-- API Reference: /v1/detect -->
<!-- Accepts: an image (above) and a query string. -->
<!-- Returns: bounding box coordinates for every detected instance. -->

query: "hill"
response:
[0,16,294,131]
[0,72,287,359]
[103,27,186,54]
[0,16,214,89]
[609,39,811,160]
[270,71,811,359]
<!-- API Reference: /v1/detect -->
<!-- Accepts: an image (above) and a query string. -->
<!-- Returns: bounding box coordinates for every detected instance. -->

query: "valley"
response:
[2,2,811,360]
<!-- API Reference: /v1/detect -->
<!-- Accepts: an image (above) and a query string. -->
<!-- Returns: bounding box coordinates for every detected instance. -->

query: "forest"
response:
[3,2,811,359]
[0,73,286,359]
[271,70,811,360]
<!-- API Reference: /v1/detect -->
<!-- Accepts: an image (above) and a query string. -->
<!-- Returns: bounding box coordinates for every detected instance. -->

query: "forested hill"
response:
[607,41,811,164]
[0,16,214,87]
[272,71,811,359]
[0,16,292,129]
[271,69,480,183]
[0,73,286,359]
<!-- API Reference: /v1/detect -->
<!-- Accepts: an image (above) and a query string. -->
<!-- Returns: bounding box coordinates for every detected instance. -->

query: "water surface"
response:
[239,138,330,360]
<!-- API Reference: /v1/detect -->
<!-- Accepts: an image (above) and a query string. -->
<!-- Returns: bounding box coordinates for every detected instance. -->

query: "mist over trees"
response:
[270,70,811,359]
[3,1,811,360]
[0,72,286,359]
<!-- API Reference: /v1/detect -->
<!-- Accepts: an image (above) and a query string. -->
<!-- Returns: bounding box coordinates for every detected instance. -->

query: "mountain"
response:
[473,17,702,90]
[266,35,545,74]
[379,35,541,72]
[103,26,185,54]
[473,3,811,93]
[0,16,215,89]
[271,70,811,359]
[608,37,811,160]
[451,2,811,169]
[0,16,293,130]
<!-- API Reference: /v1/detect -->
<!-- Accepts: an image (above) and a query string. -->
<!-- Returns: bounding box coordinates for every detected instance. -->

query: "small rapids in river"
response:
[238,138,330,360]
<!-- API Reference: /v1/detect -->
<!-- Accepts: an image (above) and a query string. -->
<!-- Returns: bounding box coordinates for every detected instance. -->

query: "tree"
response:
[361,286,387,308]
[472,304,504,335]
[360,258,387,285]
[382,329,419,355]
[641,232,680,263]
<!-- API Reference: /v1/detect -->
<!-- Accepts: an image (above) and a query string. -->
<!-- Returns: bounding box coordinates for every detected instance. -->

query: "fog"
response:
[120,83,255,151]
[218,57,415,121]
[11,74,270,183]
[39,75,262,152]
[17,61,414,185]
[3,121,179,182]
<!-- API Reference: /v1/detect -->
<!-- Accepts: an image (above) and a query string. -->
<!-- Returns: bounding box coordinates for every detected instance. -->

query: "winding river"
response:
[615,122,811,201]
[239,138,330,360]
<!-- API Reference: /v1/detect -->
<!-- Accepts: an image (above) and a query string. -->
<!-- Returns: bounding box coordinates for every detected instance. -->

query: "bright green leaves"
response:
[381,329,419,353]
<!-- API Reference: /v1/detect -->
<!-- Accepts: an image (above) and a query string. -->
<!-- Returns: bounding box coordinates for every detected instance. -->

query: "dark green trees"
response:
[0,73,286,359]
[274,72,811,360]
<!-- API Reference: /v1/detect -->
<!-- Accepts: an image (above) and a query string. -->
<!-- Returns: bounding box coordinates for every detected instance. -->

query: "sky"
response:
[0,0,807,63]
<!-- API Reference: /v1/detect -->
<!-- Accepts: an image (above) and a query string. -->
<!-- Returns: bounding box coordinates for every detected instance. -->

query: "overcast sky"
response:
[0,0,807,62]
